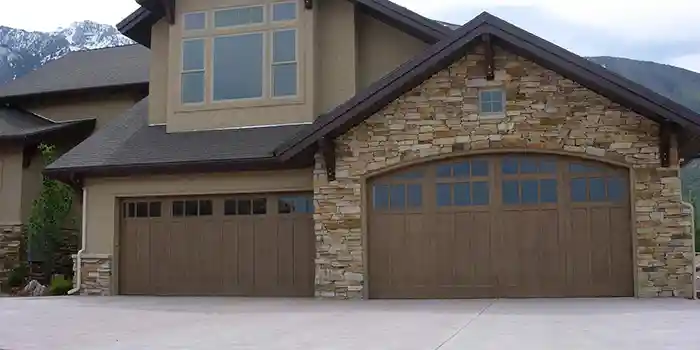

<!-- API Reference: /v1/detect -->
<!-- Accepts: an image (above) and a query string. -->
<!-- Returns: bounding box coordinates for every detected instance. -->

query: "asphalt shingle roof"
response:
[0,107,95,143]
[0,44,150,99]
[46,98,308,173]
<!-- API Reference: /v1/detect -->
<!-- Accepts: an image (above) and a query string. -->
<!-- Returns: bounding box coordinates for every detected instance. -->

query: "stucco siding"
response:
[83,169,313,255]
[148,19,169,125]
[0,147,23,225]
[355,11,428,90]
[27,91,141,129]
[313,45,694,299]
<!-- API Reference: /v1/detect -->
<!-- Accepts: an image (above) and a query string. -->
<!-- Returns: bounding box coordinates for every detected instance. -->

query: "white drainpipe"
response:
[680,198,696,300]
[68,188,87,295]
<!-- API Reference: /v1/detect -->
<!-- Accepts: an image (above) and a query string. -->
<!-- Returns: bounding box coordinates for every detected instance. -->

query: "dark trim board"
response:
[274,12,700,162]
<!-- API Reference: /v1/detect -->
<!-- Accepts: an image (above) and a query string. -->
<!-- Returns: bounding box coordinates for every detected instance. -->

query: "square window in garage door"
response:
[123,201,162,218]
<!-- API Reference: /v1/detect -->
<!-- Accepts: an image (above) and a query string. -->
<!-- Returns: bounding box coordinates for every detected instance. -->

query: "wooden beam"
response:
[304,0,313,10]
[22,144,38,169]
[660,122,672,168]
[482,34,495,81]
[161,0,176,24]
[319,137,336,181]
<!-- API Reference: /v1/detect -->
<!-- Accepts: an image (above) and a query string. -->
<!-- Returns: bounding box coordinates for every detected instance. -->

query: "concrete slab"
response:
[0,297,698,350]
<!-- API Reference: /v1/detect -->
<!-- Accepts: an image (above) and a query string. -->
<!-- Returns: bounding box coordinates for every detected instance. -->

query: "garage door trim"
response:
[362,149,637,299]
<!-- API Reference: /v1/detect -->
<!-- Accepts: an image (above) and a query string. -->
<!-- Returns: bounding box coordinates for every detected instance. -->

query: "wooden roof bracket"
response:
[319,137,336,181]
[22,144,38,169]
[659,121,679,168]
[304,0,313,10]
[482,33,495,81]
[161,0,176,24]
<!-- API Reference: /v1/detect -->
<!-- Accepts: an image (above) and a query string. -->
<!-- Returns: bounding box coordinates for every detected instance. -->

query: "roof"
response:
[0,44,150,101]
[117,0,450,47]
[48,11,700,179]
[45,98,312,177]
[0,107,96,146]
[274,12,700,161]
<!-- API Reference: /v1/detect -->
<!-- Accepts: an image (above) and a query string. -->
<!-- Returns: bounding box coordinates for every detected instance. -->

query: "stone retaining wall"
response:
[313,45,694,299]
[72,254,111,295]
[0,225,23,290]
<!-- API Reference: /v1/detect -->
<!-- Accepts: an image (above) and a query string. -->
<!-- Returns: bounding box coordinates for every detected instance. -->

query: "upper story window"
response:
[479,89,505,114]
[180,1,299,105]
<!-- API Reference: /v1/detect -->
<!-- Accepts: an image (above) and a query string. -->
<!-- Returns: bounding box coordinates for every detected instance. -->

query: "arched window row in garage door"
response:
[371,155,628,211]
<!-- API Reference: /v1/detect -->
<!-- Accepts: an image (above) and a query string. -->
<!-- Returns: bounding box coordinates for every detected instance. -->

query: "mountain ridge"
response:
[0,21,133,84]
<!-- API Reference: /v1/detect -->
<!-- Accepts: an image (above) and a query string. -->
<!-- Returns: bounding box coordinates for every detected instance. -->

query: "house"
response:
[0,45,149,285]
[44,0,699,299]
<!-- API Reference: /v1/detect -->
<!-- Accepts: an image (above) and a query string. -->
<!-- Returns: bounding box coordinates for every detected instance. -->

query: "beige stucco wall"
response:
[27,91,142,129]
[83,169,313,255]
[19,153,44,224]
[315,0,355,114]
[355,11,427,90]
[313,45,694,299]
[149,0,428,131]
[0,147,24,225]
[149,19,170,125]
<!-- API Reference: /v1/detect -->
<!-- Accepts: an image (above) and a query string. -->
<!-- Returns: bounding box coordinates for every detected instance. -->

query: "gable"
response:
[275,12,700,163]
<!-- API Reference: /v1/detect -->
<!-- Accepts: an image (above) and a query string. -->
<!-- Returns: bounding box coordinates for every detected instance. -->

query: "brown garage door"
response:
[119,193,315,296]
[368,154,633,299]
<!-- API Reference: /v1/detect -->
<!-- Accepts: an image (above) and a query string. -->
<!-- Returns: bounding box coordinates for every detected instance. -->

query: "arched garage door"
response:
[368,154,633,299]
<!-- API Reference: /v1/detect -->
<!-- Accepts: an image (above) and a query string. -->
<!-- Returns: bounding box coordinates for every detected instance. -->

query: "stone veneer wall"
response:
[72,254,112,295]
[0,225,23,290]
[313,45,695,299]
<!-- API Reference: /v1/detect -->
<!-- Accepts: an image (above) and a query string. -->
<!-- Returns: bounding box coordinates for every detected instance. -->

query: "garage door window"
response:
[124,201,162,218]
[502,157,556,174]
[437,159,488,178]
[571,176,626,203]
[173,200,213,217]
[502,179,557,205]
[224,198,267,215]
[279,196,313,214]
[373,183,422,210]
[436,181,489,207]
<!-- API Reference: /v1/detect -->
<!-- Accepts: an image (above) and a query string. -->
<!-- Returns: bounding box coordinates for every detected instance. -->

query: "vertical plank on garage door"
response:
[168,216,188,295]
[148,213,169,295]
[254,214,278,295]
[236,217,256,295]
[368,213,391,297]
[590,207,613,296]
[221,217,240,295]
[454,211,493,297]
[569,208,591,296]
[292,215,315,296]
[610,206,633,296]
[198,214,223,295]
[434,211,455,296]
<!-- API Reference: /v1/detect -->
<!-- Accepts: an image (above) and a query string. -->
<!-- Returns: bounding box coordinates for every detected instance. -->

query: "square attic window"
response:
[479,89,505,114]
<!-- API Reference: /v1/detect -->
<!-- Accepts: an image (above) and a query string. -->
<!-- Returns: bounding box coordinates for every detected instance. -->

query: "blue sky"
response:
[2,0,699,72]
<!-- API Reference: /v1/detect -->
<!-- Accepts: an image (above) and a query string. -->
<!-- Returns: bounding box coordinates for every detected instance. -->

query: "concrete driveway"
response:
[1,297,698,350]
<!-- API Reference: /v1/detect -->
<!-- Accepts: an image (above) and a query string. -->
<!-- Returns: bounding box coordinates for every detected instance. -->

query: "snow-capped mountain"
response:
[0,21,133,85]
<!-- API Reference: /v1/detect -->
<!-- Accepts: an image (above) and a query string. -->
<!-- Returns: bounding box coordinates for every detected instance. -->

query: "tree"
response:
[26,144,76,283]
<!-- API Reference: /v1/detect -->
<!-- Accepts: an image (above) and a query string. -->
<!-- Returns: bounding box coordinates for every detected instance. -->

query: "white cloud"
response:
[0,0,139,32]
[394,0,700,42]
[668,54,700,73]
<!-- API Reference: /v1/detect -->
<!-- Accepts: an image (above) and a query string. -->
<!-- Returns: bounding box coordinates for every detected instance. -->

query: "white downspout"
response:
[680,193,696,300]
[68,188,87,295]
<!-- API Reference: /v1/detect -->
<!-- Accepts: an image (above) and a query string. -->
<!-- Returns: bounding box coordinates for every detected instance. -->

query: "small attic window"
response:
[479,89,505,114]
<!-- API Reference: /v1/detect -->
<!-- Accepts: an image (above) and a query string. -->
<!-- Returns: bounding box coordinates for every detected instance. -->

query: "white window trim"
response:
[182,12,207,33]
[179,2,301,108]
[478,88,506,116]
[271,1,298,23]
[180,38,206,105]
[213,4,266,30]
[270,28,299,99]
[211,32,267,103]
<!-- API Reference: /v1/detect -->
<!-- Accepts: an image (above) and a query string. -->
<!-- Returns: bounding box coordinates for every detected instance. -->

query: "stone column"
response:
[0,225,23,290]
[72,254,112,295]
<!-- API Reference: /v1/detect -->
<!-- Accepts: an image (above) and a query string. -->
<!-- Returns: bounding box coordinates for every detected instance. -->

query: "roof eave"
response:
[0,82,149,104]
[0,119,96,147]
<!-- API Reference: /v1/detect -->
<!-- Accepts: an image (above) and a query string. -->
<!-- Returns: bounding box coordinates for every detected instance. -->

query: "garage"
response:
[368,154,633,299]
[119,193,315,296]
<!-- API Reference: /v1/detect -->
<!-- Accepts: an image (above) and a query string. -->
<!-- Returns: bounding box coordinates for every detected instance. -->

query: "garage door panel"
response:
[369,154,633,299]
[120,193,314,297]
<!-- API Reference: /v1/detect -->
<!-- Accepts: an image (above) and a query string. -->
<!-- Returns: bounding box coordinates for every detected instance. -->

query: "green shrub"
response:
[49,275,72,296]
[7,263,29,289]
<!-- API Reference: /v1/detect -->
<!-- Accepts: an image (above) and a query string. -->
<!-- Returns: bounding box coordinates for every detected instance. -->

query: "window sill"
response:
[177,96,304,113]
[478,113,506,120]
